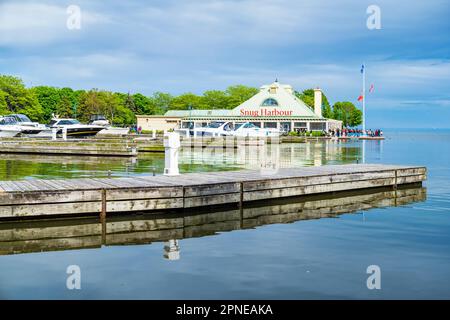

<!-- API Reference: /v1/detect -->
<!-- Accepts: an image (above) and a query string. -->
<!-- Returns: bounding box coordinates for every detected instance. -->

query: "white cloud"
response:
[0,2,109,46]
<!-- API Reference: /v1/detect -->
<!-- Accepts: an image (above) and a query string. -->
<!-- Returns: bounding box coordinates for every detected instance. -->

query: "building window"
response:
[264,122,277,129]
[250,122,262,128]
[294,122,307,128]
[310,122,326,131]
[261,98,278,107]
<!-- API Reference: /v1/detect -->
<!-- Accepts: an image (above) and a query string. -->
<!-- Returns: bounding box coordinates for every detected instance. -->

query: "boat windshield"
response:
[50,119,81,126]
[236,123,260,129]
[11,114,32,122]
[206,122,225,128]
[0,116,17,125]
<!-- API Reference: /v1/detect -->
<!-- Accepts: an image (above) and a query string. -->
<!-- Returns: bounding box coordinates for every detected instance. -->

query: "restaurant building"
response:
[136,81,342,132]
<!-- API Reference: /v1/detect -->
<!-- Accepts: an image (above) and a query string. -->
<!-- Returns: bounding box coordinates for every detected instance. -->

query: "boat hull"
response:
[56,127,104,137]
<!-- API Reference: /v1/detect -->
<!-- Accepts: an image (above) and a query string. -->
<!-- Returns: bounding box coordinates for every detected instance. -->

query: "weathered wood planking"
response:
[0,164,426,219]
[0,140,137,157]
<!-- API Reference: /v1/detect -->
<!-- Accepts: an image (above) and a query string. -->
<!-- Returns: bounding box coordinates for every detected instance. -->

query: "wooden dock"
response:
[0,185,426,256]
[0,138,138,157]
[0,164,426,220]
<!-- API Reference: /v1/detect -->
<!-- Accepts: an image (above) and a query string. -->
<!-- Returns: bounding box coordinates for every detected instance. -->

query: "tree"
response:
[101,92,122,125]
[32,86,61,120]
[0,75,44,121]
[332,101,362,127]
[0,91,9,115]
[296,89,333,118]
[132,93,152,114]
[150,92,173,115]
[56,87,77,118]
[225,85,258,109]
[202,90,230,109]
[77,89,105,122]
[169,93,206,110]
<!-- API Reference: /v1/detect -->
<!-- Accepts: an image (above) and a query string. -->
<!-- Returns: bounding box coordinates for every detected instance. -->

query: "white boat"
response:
[1,114,52,137]
[0,122,22,137]
[232,122,282,137]
[89,114,130,136]
[189,121,282,137]
[193,121,234,137]
[97,127,130,136]
[49,118,104,137]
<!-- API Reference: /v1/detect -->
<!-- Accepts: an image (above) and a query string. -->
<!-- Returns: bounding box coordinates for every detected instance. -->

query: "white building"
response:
[137,81,342,132]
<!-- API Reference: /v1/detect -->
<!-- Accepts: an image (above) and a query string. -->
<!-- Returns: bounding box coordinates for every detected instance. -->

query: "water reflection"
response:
[0,184,425,258]
[0,140,385,180]
[179,140,377,170]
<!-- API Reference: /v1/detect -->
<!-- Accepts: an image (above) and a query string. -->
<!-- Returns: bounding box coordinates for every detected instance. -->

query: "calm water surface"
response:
[0,129,449,299]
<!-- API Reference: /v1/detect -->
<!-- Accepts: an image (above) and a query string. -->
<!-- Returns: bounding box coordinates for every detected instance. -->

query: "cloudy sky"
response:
[0,0,449,128]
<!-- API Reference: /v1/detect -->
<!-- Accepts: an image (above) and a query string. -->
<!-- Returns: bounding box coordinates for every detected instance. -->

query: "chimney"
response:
[314,88,322,117]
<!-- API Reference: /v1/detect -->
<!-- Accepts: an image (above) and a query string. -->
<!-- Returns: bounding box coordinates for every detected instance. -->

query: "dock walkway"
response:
[0,164,426,219]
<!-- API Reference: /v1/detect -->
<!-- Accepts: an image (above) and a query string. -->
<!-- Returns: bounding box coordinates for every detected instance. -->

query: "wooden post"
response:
[100,189,107,219]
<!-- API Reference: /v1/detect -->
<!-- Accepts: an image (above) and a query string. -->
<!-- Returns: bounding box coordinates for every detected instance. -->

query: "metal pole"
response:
[362,63,366,136]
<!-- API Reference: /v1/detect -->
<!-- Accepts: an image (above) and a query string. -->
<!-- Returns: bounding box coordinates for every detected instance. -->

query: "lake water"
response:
[0,129,449,299]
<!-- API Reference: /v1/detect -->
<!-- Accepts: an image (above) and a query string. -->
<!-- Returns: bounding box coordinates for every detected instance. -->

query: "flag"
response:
[361,64,365,74]
[357,94,364,101]
[369,84,374,93]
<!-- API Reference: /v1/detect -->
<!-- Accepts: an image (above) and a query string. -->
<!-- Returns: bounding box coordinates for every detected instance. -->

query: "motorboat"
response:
[88,114,130,136]
[232,122,282,137]
[88,114,110,126]
[1,114,52,137]
[0,117,22,137]
[192,121,234,137]
[97,127,130,136]
[49,118,104,137]
[186,121,282,137]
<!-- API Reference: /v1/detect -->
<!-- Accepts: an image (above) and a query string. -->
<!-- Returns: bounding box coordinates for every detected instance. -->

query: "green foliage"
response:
[203,90,230,110]
[169,93,207,110]
[225,85,259,108]
[0,75,44,121]
[150,92,173,114]
[1,74,357,128]
[0,91,9,115]
[132,93,152,114]
[166,85,258,111]
[332,101,362,127]
[295,89,333,118]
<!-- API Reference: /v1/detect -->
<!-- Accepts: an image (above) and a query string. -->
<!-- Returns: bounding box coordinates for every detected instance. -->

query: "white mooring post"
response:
[51,128,57,140]
[152,129,156,139]
[163,239,180,260]
[163,131,180,176]
[62,127,67,141]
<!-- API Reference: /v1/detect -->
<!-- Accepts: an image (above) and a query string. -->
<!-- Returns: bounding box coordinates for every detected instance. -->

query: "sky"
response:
[0,0,449,128]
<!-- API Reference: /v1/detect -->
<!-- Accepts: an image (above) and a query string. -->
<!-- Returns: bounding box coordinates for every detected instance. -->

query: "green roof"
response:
[164,109,232,117]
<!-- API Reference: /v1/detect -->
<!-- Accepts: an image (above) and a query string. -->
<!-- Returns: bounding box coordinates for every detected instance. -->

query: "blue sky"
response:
[0,0,449,128]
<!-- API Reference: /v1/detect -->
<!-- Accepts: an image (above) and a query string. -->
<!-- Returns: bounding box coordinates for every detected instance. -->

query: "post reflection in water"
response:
[0,184,426,259]
[178,139,382,170]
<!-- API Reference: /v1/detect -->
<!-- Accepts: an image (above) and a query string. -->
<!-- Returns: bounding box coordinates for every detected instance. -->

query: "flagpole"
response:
[362,63,366,136]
